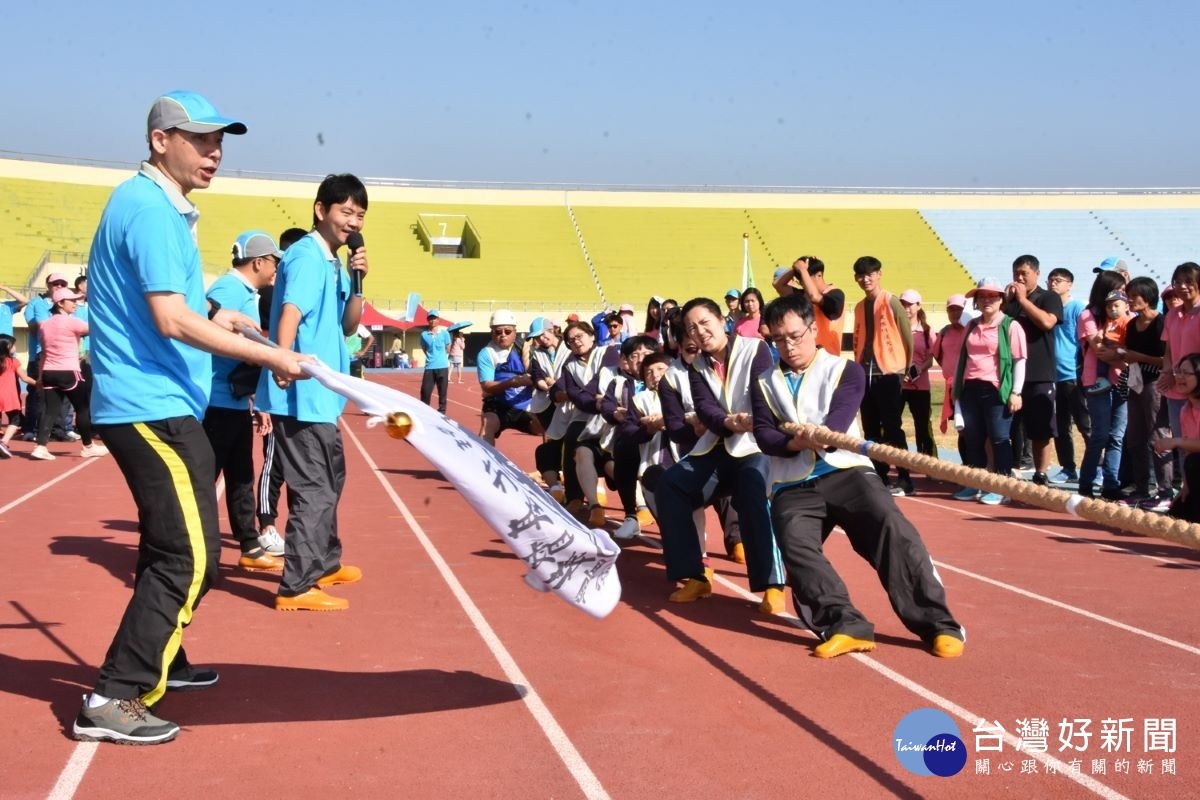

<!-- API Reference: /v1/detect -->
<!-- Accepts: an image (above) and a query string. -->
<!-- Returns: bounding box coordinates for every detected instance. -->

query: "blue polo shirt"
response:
[75,302,90,357]
[1054,298,1086,382]
[0,300,20,338]
[421,326,451,369]
[88,164,211,424]
[255,233,349,423]
[24,295,52,362]
[207,270,260,411]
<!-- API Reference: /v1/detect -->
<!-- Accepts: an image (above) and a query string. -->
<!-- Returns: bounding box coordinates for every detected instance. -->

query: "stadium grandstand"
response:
[3,156,1199,352]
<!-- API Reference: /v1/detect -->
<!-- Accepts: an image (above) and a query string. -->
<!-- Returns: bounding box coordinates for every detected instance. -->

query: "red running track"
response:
[2,371,1198,799]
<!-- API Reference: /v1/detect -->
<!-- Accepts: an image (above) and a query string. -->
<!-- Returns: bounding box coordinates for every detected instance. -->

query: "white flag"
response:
[301,360,623,619]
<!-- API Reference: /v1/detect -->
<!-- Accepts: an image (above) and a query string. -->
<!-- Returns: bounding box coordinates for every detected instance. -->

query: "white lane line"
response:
[905,494,1199,568]
[0,458,99,516]
[48,470,227,799]
[344,425,610,800]
[895,497,1200,655]
[46,745,97,800]
[931,559,1200,657]
[631,533,1129,800]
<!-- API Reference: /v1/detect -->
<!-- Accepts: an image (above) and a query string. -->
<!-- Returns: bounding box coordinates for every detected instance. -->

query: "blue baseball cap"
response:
[232,230,282,261]
[147,90,247,138]
[528,317,550,337]
[1095,257,1129,275]
[427,309,441,321]
[725,287,741,299]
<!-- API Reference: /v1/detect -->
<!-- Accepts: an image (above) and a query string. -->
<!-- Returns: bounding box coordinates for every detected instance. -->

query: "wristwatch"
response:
[207,299,222,320]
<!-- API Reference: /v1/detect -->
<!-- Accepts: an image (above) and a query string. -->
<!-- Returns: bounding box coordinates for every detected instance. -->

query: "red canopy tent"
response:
[359,301,453,331]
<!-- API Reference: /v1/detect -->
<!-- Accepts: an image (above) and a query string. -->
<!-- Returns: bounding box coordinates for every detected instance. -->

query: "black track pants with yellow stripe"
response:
[93,416,219,706]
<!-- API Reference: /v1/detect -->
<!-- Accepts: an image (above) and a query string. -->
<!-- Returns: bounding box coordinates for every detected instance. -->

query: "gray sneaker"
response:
[258,526,285,556]
[72,695,180,745]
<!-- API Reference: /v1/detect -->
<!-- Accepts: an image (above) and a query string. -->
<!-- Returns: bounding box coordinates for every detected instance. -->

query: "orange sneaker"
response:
[729,542,746,564]
[238,551,283,572]
[668,577,712,603]
[813,633,876,659]
[587,504,607,528]
[275,587,349,612]
[758,586,785,615]
[316,565,362,587]
[931,634,965,659]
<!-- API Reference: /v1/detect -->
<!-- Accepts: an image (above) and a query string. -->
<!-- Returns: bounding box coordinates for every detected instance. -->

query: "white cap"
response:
[490,309,517,327]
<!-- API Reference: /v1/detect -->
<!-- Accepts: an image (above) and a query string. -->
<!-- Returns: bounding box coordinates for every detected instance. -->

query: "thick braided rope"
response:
[781,423,1200,551]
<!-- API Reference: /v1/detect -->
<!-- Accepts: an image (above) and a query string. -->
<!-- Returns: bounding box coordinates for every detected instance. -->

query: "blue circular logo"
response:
[893,708,967,777]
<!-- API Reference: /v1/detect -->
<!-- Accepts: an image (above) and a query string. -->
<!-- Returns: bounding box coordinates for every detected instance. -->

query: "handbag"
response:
[228,362,263,399]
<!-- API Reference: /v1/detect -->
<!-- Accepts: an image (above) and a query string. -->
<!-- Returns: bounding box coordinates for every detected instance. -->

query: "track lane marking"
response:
[345,424,610,800]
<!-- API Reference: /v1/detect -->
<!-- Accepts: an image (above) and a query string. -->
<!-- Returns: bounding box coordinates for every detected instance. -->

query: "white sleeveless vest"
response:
[690,335,762,458]
[755,349,873,494]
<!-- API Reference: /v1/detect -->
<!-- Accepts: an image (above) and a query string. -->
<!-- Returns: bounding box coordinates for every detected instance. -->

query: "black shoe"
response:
[1078,487,1095,499]
[165,665,219,691]
[1100,488,1125,502]
[1032,472,1048,486]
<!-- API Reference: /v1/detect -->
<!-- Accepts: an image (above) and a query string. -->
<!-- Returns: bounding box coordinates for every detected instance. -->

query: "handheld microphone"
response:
[347,232,365,296]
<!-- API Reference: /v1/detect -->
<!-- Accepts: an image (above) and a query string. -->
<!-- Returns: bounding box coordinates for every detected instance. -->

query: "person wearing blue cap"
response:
[420,309,451,413]
[203,231,284,572]
[74,91,308,746]
[723,287,742,334]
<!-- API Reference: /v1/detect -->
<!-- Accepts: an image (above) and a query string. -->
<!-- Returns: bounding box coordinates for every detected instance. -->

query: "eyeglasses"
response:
[769,323,814,349]
[1047,277,1070,284]
[565,333,589,344]
[492,327,515,336]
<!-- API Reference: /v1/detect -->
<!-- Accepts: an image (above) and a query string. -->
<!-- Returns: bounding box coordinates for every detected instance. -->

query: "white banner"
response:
[301,360,623,619]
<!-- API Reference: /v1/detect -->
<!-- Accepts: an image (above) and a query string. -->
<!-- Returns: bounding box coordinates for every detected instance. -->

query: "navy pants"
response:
[658,445,783,592]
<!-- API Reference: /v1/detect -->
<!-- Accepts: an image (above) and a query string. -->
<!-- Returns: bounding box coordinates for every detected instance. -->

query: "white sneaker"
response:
[64,431,82,442]
[80,444,109,458]
[30,445,55,461]
[258,526,285,556]
[613,517,640,540]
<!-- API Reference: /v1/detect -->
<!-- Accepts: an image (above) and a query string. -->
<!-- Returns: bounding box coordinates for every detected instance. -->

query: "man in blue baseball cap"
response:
[73,92,308,746]
[203,230,285,573]
[724,287,742,333]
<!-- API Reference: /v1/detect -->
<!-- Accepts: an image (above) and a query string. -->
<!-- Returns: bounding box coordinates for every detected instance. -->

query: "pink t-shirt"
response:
[734,316,765,339]
[1182,401,1200,439]
[1161,306,1200,399]
[38,314,87,372]
[936,323,967,386]
[961,317,1028,389]
[905,326,939,391]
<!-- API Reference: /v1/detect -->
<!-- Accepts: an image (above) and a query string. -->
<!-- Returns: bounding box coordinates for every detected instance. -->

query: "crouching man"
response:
[750,292,966,659]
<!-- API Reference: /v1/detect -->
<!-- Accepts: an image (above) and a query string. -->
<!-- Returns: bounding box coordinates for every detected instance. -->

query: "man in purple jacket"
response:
[750,292,965,659]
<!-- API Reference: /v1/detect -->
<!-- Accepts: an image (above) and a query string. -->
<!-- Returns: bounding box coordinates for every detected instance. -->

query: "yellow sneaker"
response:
[931,634,965,659]
[730,542,746,565]
[668,578,712,603]
[758,586,785,615]
[814,633,877,659]
[636,507,655,526]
